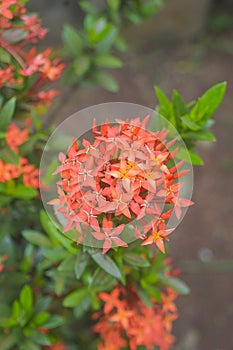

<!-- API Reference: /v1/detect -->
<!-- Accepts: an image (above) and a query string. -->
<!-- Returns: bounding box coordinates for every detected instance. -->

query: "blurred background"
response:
[28,1,233,349]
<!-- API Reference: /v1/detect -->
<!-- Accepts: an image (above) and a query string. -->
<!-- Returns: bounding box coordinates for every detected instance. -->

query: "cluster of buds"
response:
[50,115,193,253]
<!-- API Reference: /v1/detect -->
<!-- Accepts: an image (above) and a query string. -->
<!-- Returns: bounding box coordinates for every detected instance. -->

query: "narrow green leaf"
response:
[182,130,216,142]
[190,82,227,123]
[123,252,150,268]
[90,251,122,280]
[158,276,190,295]
[63,289,88,308]
[172,89,187,129]
[0,97,16,131]
[20,285,33,314]
[94,54,123,68]
[181,115,201,131]
[0,147,20,165]
[42,315,64,329]
[22,230,52,248]
[92,70,119,92]
[8,184,37,199]
[137,287,153,308]
[74,55,91,77]
[75,251,89,279]
[62,24,83,56]
[154,86,171,117]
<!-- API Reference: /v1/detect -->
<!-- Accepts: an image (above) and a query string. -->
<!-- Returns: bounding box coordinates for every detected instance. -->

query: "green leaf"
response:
[158,275,190,295]
[172,89,187,129]
[181,115,201,131]
[154,86,171,118]
[176,147,203,165]
[42,315,64,329]
[73,296,91,319]
[137,288,153,308]
[8,184,37,199]
[190,82,227,123]
[63,289,88,308]
[0,48,11,63]
[30,331,51,346]
[91,268,116,289]
[40,211,77,254]
[19,340,41,350]
[33,312,50,326]
[123,252,150,268]
[182,129,216,142]
[92,70,119,92]
[107,0,120,11]
[20,285,33,314]
[22,230,52,248]
[0,147,20,165]
[90,250,122,280]
[75,251,89,279]
[73,55,91,77]
[62,24,83,56]
[94,54,123,68]
[0,97,16,131]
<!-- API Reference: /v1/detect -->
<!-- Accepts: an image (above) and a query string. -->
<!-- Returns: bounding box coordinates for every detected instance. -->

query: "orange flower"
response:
[6,123,29,153]
[51,116,193,253]
[93,285,178,350]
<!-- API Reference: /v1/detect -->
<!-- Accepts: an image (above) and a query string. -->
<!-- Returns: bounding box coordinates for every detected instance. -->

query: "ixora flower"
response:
[93,284,178,350]
[48,115,193,254]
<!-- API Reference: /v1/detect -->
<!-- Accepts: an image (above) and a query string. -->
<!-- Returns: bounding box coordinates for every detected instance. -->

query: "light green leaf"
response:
[181,115,201,131]
[182,130,216,142]
[94,54,123,68]
[8,184,37,199]
[20,285,33,314]
[190,82,227,123]
[74,55,91,77]
[63,289,88,308]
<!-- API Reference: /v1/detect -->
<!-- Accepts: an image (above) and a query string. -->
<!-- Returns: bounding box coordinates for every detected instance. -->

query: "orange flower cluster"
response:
[51,116,193,253]
[0,122,39,188]
[93,285,178,350]
[0,0,64,106]
[46,341,67,350]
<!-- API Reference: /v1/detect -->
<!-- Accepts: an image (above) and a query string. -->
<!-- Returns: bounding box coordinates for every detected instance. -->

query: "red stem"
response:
[0,37,26,70]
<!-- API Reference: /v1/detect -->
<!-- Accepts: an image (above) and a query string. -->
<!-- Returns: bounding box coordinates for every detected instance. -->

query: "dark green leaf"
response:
[123,252,150,268]
[0,333,17,350]
[172,89,187,129]
[22,230,52,248]
[92,70,119,92]
[62,24,83,56]
[158,275,190,295]
[137,288,153,308]
[0,97,16,131]
[0,147,20,165]
[90,251,122,280]
[75,251,89,279]
[42,315,64,329]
